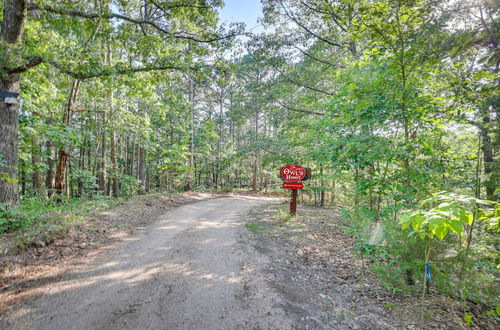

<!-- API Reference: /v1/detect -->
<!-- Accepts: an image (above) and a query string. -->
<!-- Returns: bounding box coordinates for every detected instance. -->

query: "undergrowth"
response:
[0,194,152,252]
[340,205,499,311]
[245,223,261,233]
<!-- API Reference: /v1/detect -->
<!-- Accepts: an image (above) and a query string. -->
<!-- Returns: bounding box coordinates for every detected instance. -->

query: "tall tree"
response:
[0,0,238,208]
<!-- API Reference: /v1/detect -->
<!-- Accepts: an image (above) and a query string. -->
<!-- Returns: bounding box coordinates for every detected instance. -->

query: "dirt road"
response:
[2,197,291,330]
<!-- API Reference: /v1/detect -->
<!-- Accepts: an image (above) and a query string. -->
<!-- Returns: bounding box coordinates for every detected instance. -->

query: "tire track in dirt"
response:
[1,196,291,330]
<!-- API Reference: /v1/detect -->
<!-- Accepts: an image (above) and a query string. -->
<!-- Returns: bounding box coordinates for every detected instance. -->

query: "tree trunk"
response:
[54,150,69,197]
[481,116,497,200]
[55,79,81,196]
[125,136,130,175]
[98,112,106,192]
[185,78,195,191]
[20,159,26,196]
[31,135,45,197]
[66,157,71,198]
[145,165,150,193]
[129,140,135,176]
[46,140,56,197]
[320,165,325,207]
[77,141,85,197]
[111,130,119,197]
[0,0,28,209]
[252,109,259,191]
[138,146,145,194]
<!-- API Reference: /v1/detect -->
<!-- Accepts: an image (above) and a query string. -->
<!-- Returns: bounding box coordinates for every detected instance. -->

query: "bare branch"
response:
[272,98,325,116]
[292,45,334,67]
[3,57,43,74]
[172,31,240,43]
[149,0,210,12]
[279,0,342,48]
[274,67,334,96]
[28,2,172,33]
[47,61,189,80]
[27,2,234,43]
[299,0,348,33]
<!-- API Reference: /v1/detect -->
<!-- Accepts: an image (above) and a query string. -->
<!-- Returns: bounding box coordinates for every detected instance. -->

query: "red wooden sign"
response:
[282,182,304,189]
[280,164,306,182]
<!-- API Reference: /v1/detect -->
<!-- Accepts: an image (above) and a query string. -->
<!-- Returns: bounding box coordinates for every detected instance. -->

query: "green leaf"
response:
[467,213,474,225]
[434,225,448,240]
[448,220,463,235]
[411,215,425,231]
[464,312,473,325]
[449,46,461,56]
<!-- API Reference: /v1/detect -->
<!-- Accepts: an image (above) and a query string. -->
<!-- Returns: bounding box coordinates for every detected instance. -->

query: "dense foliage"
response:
[0,0,498,310]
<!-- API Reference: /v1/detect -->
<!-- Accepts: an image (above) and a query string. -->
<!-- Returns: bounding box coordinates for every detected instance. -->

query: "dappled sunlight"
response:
[9,307,36,319]
[97,211,118,217]
[2,197,284,329]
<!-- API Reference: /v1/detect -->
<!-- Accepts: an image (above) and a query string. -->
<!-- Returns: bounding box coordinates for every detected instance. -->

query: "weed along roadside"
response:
[244,202,499,329]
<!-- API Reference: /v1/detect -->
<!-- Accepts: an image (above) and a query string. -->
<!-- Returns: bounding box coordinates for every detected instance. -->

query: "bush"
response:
[119,175,139,197]
[341,195,499,307]
[72,169,99,197]
[398,192,498,301]
[0,204,30,233]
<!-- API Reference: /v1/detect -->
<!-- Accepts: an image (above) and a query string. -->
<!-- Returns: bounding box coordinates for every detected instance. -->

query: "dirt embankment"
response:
[0,192,214,309]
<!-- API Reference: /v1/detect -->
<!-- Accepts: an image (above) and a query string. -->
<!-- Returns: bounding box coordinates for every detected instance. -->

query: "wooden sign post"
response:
[280,164,307,216]
[290,188,298,216]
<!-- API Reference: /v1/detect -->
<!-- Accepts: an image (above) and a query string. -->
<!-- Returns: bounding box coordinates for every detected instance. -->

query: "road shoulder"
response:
[0,192,213,314]
[245,202,498,329]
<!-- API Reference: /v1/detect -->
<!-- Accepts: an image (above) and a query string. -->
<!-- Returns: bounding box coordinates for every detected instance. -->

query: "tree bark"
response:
[111,130,119,197]
[98,112,106,192]
[31,135,45,196]
[54,150,69,197]
[138,146,145,194]
[252,109,259,191]
[0,0,28,209]
[320,165,325,207]
[129,140,135,176]
[77,139,85,197]
[55,79,81,196]
[20,159,26,196]
[46,140,56,197]
[481,116,496,200]
[185,78,195,191]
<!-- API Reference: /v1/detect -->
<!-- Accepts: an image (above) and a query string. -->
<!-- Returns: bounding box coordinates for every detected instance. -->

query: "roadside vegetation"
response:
[0,193,167,256]
[0,0,498,321]
[247,203,499,328]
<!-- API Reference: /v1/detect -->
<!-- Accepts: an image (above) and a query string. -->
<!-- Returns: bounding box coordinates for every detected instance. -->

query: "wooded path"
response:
[2,197,291,330]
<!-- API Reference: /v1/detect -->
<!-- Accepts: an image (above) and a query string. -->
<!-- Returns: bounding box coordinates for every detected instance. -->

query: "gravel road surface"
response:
[3,197,291,330]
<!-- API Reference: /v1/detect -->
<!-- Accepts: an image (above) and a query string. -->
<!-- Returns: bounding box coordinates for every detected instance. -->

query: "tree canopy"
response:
[0,0,498,310]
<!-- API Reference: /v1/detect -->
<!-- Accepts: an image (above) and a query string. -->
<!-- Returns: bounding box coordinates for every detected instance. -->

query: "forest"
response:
[0,0,499,320]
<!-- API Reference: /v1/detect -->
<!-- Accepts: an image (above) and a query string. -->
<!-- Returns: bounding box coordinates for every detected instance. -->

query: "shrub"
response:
[119,175,139,197]
[398,192,498,301]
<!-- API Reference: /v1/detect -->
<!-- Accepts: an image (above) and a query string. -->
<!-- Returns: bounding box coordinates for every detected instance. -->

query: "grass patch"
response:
[245,223,261,233]
[0,195,131,234]
[272,207,295,224]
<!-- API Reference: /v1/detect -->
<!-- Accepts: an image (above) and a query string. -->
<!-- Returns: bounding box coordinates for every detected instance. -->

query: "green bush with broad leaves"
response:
[399,192,498,240]
[399,192,499,299]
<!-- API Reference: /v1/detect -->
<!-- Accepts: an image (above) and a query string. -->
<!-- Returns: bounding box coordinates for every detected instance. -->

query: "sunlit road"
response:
[2,197,292,330]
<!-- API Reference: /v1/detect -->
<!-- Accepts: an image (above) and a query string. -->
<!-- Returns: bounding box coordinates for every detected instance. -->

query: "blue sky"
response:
[219,0,264,32]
